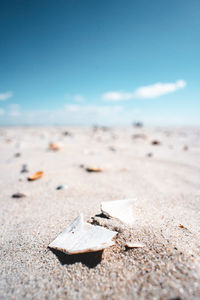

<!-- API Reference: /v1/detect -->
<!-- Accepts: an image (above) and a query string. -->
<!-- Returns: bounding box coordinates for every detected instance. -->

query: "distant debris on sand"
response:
[147,152,153,157]
[63,131,72,136]
[28,171,44,181]
[14,152,21,157]
[132,134,148,140]
[108,146,117,152]
[80,164,103,172]
[133,121,143,128]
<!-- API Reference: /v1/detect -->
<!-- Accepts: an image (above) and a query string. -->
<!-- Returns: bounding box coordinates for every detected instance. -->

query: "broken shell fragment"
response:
[49,214,117,255]
[101,199,136,226]
[85,167,102,173]
[28,171,44,181]
[125,242,145,249]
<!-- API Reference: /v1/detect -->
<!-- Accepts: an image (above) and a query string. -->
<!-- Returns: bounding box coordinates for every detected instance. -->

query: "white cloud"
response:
[0,108,5,115]
[133,80,186,99]
[73,94,85,103]
[0,91,13,101]
[0,104,128,126]
[102,91,132,101]
[102,80,186,101]
[8,104,21,117]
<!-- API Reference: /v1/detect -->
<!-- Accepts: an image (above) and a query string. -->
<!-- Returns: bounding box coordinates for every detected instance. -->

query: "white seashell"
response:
[101,199,136,226]
[49,214,117,255]
[125,242,145,248]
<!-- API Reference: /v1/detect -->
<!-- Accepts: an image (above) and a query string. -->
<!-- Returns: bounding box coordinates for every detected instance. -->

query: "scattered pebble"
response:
[12,193,26,198]
[21,164,28,173]
[133,121,143,128]
[151,140,161,145]
[56,184,68,190]
[183,145,189,151]
[147,152,153,157]
[14,152,21,157]
[63,131,72,136]
[28,171,44,181]
[108,146,116,152]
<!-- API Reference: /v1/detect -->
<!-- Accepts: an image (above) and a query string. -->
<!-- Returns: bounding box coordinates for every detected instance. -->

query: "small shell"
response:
[86,167,102,173]
[49,143,61,151]
[125,242,145,249]
[28,171,44,181]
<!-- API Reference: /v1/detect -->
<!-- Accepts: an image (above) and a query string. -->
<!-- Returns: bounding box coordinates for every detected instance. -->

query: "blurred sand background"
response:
[0,126,200,299]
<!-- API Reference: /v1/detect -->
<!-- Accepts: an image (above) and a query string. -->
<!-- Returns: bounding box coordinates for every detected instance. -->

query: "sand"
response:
[0,126,200,299]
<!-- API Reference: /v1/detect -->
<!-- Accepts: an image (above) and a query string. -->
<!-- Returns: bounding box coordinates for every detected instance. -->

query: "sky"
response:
[0,0,200,126]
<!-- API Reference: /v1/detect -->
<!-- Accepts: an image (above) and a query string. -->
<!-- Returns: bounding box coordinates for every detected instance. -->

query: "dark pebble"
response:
[12,193,26,198]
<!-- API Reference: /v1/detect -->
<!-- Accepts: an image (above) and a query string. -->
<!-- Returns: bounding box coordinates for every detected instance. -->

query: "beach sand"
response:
[0,126,200,299]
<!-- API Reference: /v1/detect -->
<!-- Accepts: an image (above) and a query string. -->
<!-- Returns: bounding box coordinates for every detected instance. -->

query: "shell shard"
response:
[49,143,61,151]
[85,166,102,173]
[125,242,145,248]
[28,171,44,181]
[49,214,117,255]
[101,199,136,226]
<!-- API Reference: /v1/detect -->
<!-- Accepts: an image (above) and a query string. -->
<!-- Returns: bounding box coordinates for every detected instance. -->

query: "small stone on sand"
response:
[14,152,21,157]
[151,140,161,145]
[56,184,68,190]
[12,193,26,198]
[21,164,28,173]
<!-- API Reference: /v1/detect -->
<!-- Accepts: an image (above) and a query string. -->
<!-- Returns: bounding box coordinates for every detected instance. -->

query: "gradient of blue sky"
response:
[0,0,199,125]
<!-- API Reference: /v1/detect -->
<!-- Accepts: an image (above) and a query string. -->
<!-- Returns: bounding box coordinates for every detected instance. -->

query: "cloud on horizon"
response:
[0,104,143,126]
[0,102,197,126]
[0,91,13,101]
[102,80,186,101]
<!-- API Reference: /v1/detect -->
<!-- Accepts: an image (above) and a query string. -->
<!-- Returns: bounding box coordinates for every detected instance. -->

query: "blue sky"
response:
[0,0,199,126]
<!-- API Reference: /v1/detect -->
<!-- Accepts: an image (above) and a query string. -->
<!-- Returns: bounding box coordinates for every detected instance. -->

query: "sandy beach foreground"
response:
[0,126,200,299]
